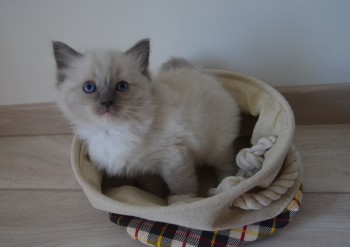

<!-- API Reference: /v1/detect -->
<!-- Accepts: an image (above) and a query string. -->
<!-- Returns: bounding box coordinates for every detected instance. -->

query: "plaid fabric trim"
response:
[110,186,302,247]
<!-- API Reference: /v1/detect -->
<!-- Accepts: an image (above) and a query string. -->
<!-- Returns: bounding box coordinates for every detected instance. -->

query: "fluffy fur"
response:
[53,39,240,202]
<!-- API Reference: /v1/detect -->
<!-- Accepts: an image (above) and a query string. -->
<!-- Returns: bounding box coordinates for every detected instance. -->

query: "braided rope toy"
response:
[236,136,277,178]
[212,136,299,210]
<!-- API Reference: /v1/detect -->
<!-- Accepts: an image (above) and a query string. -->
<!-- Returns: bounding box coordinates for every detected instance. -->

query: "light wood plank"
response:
[0,102,72,137]
[0,135,80,190]
[0,190,349,247]
[0,125,349,193]
[0,190,142,247]
[295,124,350,193]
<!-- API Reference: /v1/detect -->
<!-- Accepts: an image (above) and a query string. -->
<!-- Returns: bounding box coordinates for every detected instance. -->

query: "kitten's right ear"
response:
[52,41,82,70]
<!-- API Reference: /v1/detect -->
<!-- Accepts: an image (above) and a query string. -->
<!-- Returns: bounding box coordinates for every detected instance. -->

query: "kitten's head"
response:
[52,39,154,129]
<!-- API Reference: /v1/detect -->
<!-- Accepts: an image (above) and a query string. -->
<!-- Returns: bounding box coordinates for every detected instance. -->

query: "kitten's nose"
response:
[101,100,114,109]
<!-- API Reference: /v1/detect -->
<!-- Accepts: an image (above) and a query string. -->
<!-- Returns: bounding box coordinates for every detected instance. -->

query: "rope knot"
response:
[236,136,277,178]
[211,137,300,211]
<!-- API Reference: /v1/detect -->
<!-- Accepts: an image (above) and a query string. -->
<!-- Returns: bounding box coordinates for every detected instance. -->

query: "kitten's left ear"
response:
[125,39,150,76]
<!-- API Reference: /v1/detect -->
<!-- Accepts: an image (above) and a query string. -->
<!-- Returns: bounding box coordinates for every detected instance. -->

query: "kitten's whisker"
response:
[116,102,151,106]
[126,110,146,123]
[114,105,153,112]
[122,112,139,123]
[124,110,139,118]
[128,100,148,103]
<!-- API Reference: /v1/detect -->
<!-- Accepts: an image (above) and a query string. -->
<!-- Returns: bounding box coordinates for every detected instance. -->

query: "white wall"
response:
[0,0,349,105]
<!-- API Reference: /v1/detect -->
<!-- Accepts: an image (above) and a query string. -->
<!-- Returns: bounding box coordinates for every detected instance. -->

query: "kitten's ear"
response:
[52,41,82,70]
[125,39,150,76]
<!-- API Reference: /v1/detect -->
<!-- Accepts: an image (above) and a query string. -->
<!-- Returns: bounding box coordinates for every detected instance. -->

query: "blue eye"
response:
[116,81,129,92]
[83,81,96,93]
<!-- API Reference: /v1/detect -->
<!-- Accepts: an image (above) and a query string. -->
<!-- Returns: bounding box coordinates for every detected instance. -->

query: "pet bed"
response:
[70,70,303,246]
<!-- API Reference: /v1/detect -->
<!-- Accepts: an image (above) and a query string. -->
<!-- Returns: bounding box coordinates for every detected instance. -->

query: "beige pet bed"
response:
[70,70,303,245]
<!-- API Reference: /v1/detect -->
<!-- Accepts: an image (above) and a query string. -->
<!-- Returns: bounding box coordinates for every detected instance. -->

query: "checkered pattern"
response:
[110,187,302,247]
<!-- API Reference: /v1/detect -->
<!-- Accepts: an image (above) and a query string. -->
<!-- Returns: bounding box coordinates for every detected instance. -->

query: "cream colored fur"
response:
[53,40,240,201]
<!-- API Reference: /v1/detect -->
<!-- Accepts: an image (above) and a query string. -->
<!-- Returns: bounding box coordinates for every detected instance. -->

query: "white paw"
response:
[167,194,194,204]
[209,176,245,195]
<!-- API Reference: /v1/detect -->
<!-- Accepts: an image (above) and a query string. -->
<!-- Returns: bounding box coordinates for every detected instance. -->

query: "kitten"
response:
[53,39,240,203]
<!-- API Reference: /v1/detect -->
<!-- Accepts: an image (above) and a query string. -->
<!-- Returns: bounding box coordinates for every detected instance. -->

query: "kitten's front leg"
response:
[160,150,198,204]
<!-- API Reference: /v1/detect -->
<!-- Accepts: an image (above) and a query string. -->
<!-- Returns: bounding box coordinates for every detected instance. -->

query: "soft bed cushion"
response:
[71,70,303,231]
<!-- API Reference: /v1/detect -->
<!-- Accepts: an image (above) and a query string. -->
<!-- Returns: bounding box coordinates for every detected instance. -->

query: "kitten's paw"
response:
[209,176,245,195]
[167,194,194,204]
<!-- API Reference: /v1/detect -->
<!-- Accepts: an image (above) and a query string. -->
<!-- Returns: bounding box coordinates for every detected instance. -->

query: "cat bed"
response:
[70,70,303,245]
[109,186,302,246]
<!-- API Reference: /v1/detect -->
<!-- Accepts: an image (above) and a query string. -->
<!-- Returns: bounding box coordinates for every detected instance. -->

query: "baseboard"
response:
[0,103,71,137]
[278,82,350,125]
[0,83,349,136]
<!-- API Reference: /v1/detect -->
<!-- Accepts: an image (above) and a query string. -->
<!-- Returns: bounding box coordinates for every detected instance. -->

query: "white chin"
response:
[101,112,114,120]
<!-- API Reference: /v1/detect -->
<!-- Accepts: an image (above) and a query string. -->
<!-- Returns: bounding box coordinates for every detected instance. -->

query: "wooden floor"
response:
[0,124,349,246]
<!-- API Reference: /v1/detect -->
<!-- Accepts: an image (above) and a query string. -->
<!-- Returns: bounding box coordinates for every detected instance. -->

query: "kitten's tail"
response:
[160,57,194,72]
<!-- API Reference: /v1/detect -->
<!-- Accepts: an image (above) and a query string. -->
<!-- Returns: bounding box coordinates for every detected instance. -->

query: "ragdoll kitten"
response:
[53,39,240,203]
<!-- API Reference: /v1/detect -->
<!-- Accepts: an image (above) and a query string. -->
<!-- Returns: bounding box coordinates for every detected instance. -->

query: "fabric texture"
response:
[70,70,303,231]
[110,186,302,247]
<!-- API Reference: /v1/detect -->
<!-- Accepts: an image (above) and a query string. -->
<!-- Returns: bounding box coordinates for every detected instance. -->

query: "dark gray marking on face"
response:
[99,85,117,108]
